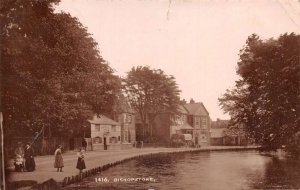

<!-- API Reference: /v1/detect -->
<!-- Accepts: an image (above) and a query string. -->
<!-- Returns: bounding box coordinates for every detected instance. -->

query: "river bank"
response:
[7,146,259,189]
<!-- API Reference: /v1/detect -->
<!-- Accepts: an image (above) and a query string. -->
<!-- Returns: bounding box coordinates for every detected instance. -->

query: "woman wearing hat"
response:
[54,145,64,172]
[24,143,35,172]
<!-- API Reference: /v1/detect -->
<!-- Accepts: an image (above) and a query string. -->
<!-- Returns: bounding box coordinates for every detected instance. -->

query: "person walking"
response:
[54,145,64,172]
[24,143,35,172]
[76,149,86,173]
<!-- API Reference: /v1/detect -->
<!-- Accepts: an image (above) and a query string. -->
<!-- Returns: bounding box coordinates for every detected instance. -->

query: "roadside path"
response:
[7,146,258,184]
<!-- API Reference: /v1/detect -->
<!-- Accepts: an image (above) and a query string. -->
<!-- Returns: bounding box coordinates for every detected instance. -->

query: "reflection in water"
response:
[64,151,300,190]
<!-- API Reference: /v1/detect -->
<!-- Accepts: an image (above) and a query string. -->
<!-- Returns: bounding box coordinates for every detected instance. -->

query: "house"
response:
[210,119,248,146]
[151,105,192,144]
[88,115,122,150]
[111,95,136,148]
[146,101,211,146]
[210,119,228,145]
[184,102,211,146]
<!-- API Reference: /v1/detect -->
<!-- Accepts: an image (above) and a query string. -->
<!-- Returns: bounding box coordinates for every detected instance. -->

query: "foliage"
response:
[0,0,120,137]
[219,33,300,155]
[123,66,181,141]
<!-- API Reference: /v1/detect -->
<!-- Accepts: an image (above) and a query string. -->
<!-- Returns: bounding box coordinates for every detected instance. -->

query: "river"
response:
[64,150,300,190]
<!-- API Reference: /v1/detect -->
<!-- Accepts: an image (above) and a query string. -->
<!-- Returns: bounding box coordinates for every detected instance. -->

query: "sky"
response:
[57,0,300,120]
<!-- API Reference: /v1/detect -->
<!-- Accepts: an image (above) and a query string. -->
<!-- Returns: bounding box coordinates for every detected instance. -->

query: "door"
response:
[69,138,74,150]
[103,137,107,150]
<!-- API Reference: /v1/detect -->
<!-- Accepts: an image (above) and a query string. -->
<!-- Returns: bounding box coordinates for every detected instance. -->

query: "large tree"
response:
[219,33,300,155]
[123,66,181,141]
[0,0,120,139]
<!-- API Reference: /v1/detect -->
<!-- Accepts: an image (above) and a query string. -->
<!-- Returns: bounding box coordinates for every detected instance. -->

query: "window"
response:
[195,117,200,125]
[95,124,100,131]
[110,137,117,143]
[128,114,132,123]
[201,118,207,128]
[123,113,127,123]
[111,125,116,132]
[118,136,121,141]
[122,131,128,142]
[93,136,101,144]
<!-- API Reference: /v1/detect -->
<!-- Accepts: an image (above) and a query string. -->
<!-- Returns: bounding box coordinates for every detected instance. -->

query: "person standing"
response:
[82,139,87,151]
[76,149,86,173]
[24,143,35,172]
[54,145,64,172]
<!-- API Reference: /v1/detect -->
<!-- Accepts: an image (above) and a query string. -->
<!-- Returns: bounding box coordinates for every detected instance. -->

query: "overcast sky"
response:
[57,0,300,120]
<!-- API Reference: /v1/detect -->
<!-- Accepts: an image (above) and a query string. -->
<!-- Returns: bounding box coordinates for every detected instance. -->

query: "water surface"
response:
[65,150,300,190]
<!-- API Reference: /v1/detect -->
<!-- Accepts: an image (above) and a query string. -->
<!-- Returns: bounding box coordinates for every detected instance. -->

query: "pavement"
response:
[6,146,258,185]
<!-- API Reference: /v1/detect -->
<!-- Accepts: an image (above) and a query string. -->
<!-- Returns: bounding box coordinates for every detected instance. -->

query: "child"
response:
[14,155,24,172]
[76,149,86,173]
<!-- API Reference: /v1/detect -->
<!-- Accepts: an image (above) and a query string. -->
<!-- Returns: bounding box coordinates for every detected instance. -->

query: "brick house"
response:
[184,102,211,146]
[146,102,211,146]
[112,96,136,148]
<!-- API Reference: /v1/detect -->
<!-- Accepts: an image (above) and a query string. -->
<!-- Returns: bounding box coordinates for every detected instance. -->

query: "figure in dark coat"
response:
[24,143,35,172]
[54,145,64,172]
[76,149,86,173]
[82,139,87,151]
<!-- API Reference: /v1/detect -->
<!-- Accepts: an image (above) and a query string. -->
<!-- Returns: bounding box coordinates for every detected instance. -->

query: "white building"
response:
[88,115,122,150]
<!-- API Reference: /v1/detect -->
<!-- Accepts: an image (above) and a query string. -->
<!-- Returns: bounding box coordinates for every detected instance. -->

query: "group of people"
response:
[14,142,36,172]
[53,145,86,173]
[14,139,88,173]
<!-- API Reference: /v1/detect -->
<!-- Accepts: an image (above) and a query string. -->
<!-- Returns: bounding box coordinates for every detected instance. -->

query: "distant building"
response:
[184,102,211,146]
[210,119,247,146]
[146,101,211,146]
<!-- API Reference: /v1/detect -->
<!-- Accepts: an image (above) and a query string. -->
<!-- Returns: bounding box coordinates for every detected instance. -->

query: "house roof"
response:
[184,102,209,116]
[179,122,194,130]
[88,115,120,125]
[177,105,189,114]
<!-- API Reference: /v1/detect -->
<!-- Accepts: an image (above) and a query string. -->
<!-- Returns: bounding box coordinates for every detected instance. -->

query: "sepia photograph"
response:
[1,0,300,189]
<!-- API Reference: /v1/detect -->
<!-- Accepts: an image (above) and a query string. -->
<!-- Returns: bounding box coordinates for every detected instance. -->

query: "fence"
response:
[6,137,85,158]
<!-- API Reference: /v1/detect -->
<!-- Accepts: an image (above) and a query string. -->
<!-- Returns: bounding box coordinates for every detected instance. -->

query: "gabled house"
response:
[184,102,211,146]
[142,102,211,146]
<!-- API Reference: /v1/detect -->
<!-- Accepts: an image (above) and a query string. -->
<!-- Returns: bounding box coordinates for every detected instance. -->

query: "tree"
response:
[123,66,181,142]
[219,33,300,155]
[0,0,120,139]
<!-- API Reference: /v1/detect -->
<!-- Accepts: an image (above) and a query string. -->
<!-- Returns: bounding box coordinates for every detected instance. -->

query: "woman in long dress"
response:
[24,143,35,172]
[76,149,86,173]
[54,145,64,172]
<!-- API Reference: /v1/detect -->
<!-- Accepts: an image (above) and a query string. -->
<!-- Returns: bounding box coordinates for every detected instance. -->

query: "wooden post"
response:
[42,125,45,154]
[0,112,6,190]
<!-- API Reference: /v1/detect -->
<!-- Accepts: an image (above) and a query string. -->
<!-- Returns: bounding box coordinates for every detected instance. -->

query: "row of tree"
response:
[0,0,182,143]
[219,33,300,155]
